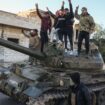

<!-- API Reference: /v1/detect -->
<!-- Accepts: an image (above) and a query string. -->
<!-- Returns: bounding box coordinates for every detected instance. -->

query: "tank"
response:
[0,38,105,105]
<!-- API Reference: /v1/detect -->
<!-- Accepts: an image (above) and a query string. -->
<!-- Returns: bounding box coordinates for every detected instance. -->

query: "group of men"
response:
[34,0,95,57]
[23,0,95,58]
[22,0,95,63]
[22,0,95,104]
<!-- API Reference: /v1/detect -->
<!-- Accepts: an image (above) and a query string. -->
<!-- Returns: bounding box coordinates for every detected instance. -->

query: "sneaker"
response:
[29,62,33,65]
[85,54,89,59]
[65,49,68,52]
[76,53,80,57]
[58,40,62,44]
[69,50,73,55]
[67,48,70,51]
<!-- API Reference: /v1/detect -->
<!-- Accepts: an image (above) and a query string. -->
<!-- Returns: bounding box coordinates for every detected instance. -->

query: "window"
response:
[8,38,19,44]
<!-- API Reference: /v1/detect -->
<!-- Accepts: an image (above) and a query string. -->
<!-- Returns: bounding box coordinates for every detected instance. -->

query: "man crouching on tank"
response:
[69,72,91,105]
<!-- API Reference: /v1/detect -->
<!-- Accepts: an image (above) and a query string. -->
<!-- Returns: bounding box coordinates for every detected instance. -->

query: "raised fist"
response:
[76,5,79,9]
[46,7,49,11]
[62,1,65,5]
[35,3,38,8]
[68,0,71,3]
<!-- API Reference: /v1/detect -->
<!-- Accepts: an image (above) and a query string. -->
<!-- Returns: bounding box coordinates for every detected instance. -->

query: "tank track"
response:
[27,88,69,105]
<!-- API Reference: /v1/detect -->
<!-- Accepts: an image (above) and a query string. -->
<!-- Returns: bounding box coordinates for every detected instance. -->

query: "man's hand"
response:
[35,3,38,9]
[68,0,71,3]
[46,7,49,11]
[62,1,65,6]
[76,5,79,10]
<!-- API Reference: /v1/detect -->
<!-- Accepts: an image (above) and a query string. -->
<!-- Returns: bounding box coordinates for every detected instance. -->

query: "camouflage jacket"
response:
[75,11,95,33]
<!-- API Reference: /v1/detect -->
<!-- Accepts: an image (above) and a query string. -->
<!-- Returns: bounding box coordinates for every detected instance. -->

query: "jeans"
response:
[78,31,90,54]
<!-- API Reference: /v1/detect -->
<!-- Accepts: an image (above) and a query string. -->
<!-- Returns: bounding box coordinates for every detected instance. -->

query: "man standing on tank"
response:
[64,0,74,51]
[75,6,95,57]
[35,3,52,53]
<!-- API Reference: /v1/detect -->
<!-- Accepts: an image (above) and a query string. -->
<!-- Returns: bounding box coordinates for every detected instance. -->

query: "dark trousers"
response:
[40,31,48,52]
[58,29,64,42]
[76,29,79,40]
[64,27,73,50]
[78,31,90,54]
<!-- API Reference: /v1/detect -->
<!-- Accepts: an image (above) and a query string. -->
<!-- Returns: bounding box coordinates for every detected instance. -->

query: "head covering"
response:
[82,7,87,11]
[30,29,38,36]
[70,72,80,84]
[45,11,49,14]
[33,29,38,33]
[65,8,69,11]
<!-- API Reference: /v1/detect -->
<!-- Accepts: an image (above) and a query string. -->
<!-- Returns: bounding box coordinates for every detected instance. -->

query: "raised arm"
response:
[75,5,80,20]
[48,18,52,35]
[22,30,30,38]
[46,7,56,19]
[35,3,43,19]
[68,0,74,18]
[61,1,65,10]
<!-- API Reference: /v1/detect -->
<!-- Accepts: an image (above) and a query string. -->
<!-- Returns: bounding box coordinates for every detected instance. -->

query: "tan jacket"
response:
[75,24,80,30]
[29,36,40,49]
[75,11,95,33]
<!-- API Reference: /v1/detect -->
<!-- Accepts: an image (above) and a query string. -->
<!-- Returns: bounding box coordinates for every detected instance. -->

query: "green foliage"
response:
[98,45,105,61]
[93,24,105,61]
[93,24,105,41]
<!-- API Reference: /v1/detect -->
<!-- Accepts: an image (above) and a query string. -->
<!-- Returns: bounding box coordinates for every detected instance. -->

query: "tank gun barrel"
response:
[0,38,45,60]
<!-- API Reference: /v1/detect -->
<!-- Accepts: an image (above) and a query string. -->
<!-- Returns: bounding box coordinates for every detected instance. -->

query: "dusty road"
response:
[0,93,26,105]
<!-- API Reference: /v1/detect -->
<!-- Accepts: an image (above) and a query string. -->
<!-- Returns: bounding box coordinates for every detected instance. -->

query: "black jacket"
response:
[55,15,66,29]
[65,3,74,27]
[71,82,91,105]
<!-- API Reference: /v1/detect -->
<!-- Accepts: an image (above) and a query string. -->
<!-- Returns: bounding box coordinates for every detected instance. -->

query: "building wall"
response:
[18,9,41,32]
[0,25,29,62]
[18,9,54,32]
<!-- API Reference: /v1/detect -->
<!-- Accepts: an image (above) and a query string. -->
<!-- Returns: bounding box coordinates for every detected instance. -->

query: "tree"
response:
[93,24,105,61]
[93,24,105,41]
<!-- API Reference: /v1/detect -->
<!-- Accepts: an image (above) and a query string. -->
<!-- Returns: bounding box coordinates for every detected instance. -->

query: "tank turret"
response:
[0,38,104,70]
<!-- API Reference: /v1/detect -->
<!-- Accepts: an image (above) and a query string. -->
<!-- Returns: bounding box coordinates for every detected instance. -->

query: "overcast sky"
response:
[0,0,105,27]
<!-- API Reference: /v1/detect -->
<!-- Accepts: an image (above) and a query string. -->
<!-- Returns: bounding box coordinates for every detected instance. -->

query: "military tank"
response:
[0,38,105,105]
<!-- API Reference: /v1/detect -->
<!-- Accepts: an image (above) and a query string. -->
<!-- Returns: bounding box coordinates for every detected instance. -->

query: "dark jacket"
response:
[55,15,66,29]
[36,9,52,32]
[72,82,91,105]
[65,3,74,27]
[75,9,95,33]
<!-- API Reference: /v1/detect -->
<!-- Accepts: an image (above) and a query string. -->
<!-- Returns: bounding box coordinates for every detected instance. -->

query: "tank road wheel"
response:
[27,91,68,105]
[97,89,105,105]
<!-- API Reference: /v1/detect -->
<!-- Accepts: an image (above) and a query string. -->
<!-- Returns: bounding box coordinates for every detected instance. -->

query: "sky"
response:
[0,0,105,28]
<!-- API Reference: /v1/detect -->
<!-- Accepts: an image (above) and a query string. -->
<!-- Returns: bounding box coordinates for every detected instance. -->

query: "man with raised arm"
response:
[75,6,95,57]
[64,0,74,52]
[22,29,40,65]
[46,1,65,42]
[35,3,52,53]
